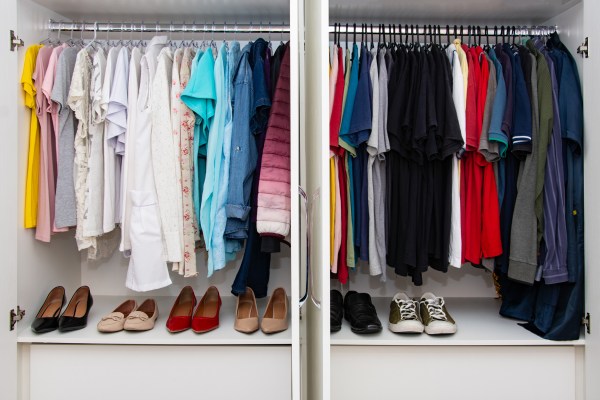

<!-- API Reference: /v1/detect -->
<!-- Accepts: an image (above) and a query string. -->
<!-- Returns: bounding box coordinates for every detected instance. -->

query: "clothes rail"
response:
[47,20,290,33]
[328,24,558,37]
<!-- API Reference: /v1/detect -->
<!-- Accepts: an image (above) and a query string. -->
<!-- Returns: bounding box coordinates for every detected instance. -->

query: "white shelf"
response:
[331,297,585,346]
[18,295,291,345]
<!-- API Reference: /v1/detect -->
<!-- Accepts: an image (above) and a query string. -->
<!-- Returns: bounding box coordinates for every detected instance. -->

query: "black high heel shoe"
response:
[58,286,94,332]
[31,286,66,334]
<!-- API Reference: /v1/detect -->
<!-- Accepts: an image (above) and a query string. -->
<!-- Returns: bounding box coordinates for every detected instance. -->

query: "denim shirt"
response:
[250,38,272,137]
[225,44,256,239]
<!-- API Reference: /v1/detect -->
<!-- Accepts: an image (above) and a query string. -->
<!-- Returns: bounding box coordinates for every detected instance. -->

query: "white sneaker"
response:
[388,292,425,333]
[419,292,457,335]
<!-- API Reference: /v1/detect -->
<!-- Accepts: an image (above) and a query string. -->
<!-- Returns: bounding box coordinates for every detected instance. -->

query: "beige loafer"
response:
[124,299,158,331]
[234,287,259,334]
[97,299,137,333]
[261,288,289,334]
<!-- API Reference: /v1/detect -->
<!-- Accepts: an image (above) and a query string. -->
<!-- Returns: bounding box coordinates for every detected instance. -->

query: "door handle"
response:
[298,186,310,308]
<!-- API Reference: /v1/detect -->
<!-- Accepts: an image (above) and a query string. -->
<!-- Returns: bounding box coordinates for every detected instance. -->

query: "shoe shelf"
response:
[17,295,292,346]
[331,297,586,346]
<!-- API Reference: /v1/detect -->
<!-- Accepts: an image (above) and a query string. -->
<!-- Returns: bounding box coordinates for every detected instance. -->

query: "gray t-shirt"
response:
[51,47,78,228]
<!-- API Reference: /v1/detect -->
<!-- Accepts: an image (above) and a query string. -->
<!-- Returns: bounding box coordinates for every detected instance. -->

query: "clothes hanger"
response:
[345,23,348,51]
[83,21,99,51]
[370,24,374,49]
[333,22,337,46]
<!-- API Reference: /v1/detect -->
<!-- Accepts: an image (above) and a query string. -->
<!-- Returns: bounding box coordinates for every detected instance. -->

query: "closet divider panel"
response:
[303,0,330,400]
[1,0,20,397]
[583,0,600,397]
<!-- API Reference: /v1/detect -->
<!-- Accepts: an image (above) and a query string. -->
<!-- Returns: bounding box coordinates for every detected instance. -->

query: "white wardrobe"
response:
[302,0,600,399]
[0,1,305,399]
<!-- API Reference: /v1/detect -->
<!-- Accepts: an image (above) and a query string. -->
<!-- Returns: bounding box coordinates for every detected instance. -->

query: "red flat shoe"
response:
[192,286,221,333]
[166,286,196,333]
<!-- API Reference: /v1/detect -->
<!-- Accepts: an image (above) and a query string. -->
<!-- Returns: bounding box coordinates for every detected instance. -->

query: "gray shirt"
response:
[479,54,500,162]
[508,52,540,284]
[52,47,78,228]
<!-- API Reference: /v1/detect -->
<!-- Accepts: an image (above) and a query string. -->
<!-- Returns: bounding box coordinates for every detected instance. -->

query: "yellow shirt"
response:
[330,156,336,267]
[21,44,43,228]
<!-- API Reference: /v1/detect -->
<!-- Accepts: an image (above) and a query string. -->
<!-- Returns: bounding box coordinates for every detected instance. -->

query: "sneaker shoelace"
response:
[394,299,418,320]
[421,297,449,321]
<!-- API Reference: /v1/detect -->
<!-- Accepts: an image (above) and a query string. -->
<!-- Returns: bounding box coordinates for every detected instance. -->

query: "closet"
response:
[0,1,304,399]
[303,0,599,399]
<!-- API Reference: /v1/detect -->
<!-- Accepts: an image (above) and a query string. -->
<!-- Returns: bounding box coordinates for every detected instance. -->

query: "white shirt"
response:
[151,47,184,263]
[101,46,120,233]
[446,44,465,268]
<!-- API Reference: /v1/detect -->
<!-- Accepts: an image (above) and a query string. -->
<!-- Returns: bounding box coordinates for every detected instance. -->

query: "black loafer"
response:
[343,291,382,334]
[58,286,93,332]
[330,290,344,332]
[31,286,66,334]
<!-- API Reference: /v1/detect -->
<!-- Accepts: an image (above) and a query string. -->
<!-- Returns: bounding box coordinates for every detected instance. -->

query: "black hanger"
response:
[477,26,482,47]
[428,24,433,47]
[353,22,356,45]
[484,26,490,50]
[460,25,464,43]
[333,23,337,46]
[345,23,348,50]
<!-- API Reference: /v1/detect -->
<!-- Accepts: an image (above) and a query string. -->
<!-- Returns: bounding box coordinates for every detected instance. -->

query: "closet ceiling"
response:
[330,0,581,24]
[30,0,289,20]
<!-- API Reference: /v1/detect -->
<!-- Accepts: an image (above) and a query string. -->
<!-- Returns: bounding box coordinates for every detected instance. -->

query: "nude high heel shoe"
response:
[261,288,288,334]
[234,287,259,333]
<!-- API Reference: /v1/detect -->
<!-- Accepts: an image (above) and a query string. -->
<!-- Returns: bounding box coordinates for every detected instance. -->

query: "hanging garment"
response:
[126,36,171,292]
[181,47,216,241]
[232,39,273,298]
[169,47,186,276]
[119,47,142,255]
[52,46,78,229]
[21,44,42,229]
[366,47,385,277]
[509,52,540,281]
[202,43,238,275]
[257,42,291,248]
[68,48,96,253]
[446,43,465,268]
[100,46,121,234]
[151,46,184,266]
[83,48,106,238]
[32,45,55,242]
[175,46,199,277]
[106,46,130,227]
[41,43,68,233]
[225,43,255,242]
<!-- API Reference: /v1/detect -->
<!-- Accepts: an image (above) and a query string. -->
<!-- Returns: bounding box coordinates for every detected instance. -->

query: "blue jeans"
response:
[231,222,271,298]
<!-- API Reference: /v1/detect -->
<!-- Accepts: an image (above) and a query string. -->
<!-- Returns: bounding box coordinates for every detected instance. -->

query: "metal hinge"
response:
[9,30,24,51]
[577,37,589,58]
[9,306,25,331]
[582,312,591,334]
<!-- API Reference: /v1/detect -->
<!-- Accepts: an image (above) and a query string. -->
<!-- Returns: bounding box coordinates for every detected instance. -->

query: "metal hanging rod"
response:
[328,24,558,37]
[48,20,290,33]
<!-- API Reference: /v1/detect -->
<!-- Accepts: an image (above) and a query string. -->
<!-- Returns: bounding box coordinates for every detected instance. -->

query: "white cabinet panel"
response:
[30,344,292,400]
[0,0,20,398]
[332,346,580,400]
[583,0,600,398]
[302,1,330,400]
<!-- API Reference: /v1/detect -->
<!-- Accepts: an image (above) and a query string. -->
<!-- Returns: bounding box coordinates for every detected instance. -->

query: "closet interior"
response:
[320,0,594,399]
[8,0,302,399]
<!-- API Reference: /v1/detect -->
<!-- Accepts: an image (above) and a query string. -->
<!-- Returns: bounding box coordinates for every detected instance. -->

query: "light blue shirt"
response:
[201,43,240,276]
[181,49,216,236]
